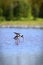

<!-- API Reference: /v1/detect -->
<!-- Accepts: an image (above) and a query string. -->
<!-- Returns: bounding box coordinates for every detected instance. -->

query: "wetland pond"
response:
[0,28,43,65]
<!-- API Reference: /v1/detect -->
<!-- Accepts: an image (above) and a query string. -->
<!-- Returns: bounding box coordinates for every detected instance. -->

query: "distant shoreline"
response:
[0,20,43,29]
[0,25,43,29]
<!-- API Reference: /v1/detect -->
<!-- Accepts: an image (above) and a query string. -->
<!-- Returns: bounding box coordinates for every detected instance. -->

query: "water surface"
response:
[0,28,43,54]
[0,28,43,65]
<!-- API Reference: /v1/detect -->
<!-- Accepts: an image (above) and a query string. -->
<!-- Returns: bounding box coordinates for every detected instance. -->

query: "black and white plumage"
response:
[14,32,21,36]
[13,32,24,45]
[13,35,19,40]
[13,32,24,40]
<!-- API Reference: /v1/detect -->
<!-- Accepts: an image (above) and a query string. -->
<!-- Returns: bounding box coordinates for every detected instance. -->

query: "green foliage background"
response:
[0,0,43,20]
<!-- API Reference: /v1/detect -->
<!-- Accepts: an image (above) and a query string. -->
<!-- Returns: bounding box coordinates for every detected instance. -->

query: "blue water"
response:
[0,28,43,65]
[0,28,43,55]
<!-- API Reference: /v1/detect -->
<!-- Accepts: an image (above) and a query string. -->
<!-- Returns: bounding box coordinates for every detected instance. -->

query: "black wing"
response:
[14,32,21,36]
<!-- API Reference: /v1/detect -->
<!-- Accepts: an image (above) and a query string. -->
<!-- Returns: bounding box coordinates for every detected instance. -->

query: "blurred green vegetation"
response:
[0,0,43,21]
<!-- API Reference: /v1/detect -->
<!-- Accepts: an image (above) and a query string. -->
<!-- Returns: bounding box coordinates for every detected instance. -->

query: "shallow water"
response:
[0,28,43,65]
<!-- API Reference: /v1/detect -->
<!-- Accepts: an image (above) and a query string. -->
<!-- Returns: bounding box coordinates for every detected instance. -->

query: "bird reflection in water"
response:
[13,32,24,45]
